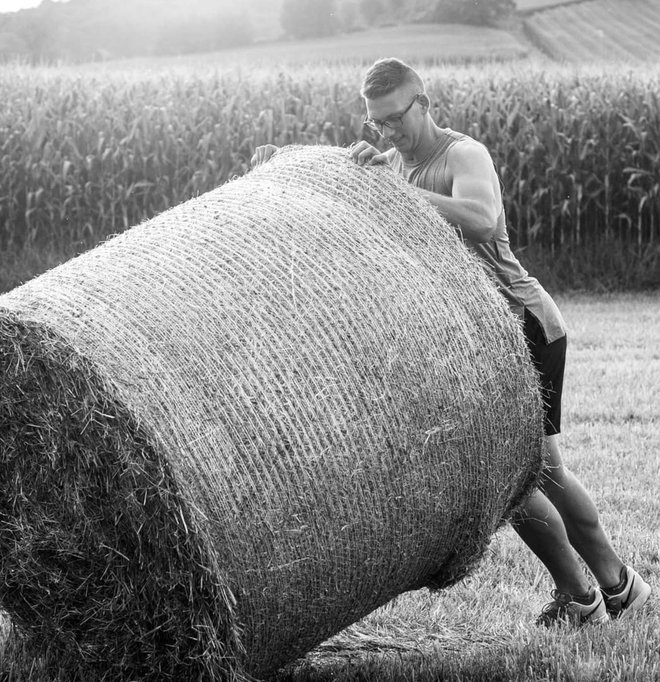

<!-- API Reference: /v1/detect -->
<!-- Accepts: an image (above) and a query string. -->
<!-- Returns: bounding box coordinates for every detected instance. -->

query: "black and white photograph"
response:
[0,1,657,680]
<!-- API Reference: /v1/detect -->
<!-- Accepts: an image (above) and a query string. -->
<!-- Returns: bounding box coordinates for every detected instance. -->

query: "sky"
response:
[0,0,237,13]
[0,0,69,13]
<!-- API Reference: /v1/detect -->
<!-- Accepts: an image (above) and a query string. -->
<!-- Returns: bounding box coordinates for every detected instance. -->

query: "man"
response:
[250,58,651,626]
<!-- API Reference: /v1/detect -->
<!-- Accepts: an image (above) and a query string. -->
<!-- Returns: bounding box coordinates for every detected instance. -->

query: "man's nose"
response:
[381,125,397,140]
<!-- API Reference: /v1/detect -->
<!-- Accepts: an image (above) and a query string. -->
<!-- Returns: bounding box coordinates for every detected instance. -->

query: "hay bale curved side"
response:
[0,145,543,680]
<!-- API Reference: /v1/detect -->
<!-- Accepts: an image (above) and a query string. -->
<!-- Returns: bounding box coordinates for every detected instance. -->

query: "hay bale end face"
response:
[0,145,543,680]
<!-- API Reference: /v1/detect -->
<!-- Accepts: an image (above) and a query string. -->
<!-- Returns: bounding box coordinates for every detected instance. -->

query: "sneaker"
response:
[536,588,610,627]
[601,566,651,619]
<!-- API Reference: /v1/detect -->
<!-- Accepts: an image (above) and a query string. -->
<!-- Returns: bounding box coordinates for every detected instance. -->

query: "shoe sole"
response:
[589,611,610,625]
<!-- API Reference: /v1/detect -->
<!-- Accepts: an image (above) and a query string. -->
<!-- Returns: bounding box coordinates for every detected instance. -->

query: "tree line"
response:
[0,0,516,63]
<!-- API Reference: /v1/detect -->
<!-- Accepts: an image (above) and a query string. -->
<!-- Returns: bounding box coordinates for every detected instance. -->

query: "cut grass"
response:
[275,293,660,682]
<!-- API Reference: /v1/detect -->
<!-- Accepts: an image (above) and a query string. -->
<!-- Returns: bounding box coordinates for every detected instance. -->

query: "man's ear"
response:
[418,93,430,112]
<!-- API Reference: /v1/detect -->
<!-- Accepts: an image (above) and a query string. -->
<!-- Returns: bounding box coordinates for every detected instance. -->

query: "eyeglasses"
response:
[364,94,422,134]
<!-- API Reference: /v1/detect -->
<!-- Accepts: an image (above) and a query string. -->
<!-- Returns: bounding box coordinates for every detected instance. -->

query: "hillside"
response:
[523,0,660,61]
[1,0,659,65]
[0,0,513,63]
[515,0,583,11]
[96,23,531,71]
[0,0,263,61]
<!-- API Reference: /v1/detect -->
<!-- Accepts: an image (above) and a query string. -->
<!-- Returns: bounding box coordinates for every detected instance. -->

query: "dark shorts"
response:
[523,309,566,436]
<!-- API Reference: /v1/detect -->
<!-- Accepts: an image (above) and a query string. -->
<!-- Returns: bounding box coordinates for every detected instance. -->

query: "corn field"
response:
[1,61,659,286]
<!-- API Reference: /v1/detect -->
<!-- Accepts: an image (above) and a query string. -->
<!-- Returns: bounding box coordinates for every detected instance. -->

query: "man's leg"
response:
[511,487,592,596]
[517,313,649,621]
[511,472,612,626]
[541,434,623,589]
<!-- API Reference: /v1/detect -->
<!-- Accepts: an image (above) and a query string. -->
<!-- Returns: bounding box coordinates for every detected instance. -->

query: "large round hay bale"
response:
[0,145,543,681]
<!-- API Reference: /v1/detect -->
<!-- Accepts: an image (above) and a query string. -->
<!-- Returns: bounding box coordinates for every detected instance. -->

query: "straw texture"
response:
[0,145,543,680]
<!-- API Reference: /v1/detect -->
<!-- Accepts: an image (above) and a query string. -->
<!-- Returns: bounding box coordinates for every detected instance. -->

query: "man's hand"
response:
[348,141,390,166]
[251,144,279,168]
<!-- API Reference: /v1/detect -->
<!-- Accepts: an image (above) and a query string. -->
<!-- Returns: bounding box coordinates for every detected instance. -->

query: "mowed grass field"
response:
[274,294,660,682]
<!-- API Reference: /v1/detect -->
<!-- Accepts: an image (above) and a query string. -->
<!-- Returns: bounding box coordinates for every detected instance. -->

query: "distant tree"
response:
[280,0,340,39]
[339,1,362,31]
[0,32,28,61]
[0,0,256,63]
[16,11,59,62]
[359,0,383,24]
[155,11,253,56]
[430,0,516,26]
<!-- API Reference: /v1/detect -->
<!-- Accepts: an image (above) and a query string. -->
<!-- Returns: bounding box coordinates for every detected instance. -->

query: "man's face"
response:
[364,87,424,153]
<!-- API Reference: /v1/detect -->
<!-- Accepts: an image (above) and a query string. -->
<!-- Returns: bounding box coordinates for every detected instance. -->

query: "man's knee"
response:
[540,461,569,491]
[540,466,601,530]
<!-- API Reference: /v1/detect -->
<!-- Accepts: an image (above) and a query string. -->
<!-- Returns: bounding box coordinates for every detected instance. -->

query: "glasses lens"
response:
[364,118,399,134]
[364,96,418,134]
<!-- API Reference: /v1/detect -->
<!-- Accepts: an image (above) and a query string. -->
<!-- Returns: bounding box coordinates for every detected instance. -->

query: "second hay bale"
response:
[0,145,543,680]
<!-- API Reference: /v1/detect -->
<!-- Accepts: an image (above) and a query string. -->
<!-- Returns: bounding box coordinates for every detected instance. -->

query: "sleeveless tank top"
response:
[388,128,566,343]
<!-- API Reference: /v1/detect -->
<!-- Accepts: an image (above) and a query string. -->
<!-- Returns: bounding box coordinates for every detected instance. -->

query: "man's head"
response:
[360,57,425,100]
[360,58,430,154]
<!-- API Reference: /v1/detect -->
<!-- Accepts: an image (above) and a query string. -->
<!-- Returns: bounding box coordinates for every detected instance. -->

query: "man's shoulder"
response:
[446,135,493,168]
[446,133,487,154]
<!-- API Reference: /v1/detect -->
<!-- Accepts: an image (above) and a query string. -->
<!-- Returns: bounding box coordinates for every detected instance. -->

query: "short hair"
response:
[360,58,425,100]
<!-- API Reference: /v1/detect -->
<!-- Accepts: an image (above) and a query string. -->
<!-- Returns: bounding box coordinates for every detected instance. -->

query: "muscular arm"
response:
[417,142,502,244]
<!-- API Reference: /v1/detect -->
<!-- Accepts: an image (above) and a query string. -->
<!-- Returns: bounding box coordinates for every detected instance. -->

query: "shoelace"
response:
[541,589,574,617]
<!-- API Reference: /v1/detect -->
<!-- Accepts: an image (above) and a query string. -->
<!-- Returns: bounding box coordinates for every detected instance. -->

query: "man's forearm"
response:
[418,189,497,244]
